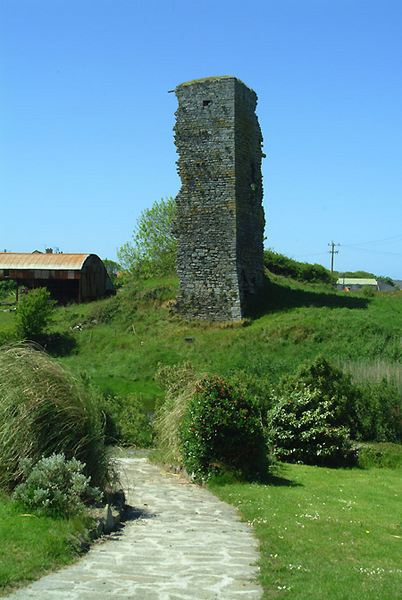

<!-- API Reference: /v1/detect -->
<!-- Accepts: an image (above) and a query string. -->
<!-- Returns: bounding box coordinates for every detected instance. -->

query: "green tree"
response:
[103,258,121,285]
[118,197,177,279]
[376,275,395,287]
[341,270,375,278]
[15,288,56,339]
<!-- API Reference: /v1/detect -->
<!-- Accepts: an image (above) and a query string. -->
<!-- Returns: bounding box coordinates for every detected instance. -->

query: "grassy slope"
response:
[52,274,402,409]
[1,273,400,409]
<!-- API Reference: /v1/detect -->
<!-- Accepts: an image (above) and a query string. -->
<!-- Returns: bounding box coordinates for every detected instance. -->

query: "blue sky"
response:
[1,0,401,278]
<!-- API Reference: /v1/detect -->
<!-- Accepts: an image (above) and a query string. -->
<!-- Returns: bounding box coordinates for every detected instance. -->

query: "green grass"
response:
[0,492,91,596]
[209,460,402,599]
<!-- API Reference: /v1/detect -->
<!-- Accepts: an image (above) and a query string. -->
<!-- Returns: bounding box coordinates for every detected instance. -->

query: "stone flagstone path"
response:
[5,457,263,599]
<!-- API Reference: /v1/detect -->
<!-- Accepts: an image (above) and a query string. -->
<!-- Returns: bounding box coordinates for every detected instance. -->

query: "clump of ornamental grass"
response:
[0,343,111,491]
[153,362,200,465]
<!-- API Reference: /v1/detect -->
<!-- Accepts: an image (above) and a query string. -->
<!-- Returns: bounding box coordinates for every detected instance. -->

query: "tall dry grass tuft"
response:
[0,343,111,491]
[341,358,402,390]
[153,362,202,465]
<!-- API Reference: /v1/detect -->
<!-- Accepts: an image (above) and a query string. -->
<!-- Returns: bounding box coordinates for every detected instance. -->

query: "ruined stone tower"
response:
[173,76,265,321]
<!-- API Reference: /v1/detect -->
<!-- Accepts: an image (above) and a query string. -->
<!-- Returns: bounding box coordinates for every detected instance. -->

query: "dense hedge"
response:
[264,250,336,285]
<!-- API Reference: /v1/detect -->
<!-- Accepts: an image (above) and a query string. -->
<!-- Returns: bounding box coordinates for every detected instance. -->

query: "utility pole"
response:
[328,241,340,274]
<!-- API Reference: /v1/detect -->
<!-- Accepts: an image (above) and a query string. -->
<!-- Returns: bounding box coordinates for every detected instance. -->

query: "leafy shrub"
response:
[138,284,176,306]
[361,285,376,298]
[276,355,360,436]
[267,387,353,466]
[226,369,273,422]
[15,287,56,339]
[180,376,267,481]
[86,295,119,325]
[13,453,102,517]
[0,326,17,346]
[354,380,401,442]
[0,280,15,301]
[0,344,111,491]
[102,394,154,447]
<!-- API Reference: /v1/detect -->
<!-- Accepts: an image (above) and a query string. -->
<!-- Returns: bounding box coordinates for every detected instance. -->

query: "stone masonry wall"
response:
[173,76,265,321]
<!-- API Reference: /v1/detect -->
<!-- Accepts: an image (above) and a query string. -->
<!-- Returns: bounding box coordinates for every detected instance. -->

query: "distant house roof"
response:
[377,280,396,292]
[336,277,396,292]
[0,253,91,271]
[336,278,377,286]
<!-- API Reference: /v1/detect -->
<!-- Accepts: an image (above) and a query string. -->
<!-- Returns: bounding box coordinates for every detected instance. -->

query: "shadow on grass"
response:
[245,276,370,319]
[210,466,302,488]
[262,470,303,487]
[36,332,78,357]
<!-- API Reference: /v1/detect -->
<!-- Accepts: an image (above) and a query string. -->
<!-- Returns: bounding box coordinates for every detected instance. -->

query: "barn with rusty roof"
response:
[0,251,115,303]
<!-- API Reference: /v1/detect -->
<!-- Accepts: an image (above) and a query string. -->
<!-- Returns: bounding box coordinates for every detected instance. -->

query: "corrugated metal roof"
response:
[0,253,91,271]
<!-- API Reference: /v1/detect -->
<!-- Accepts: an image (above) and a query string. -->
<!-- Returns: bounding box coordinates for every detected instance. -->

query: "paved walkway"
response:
[5,458,263,599]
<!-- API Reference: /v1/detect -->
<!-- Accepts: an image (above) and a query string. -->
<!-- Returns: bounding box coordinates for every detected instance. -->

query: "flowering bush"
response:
[275,355,357,428]
[180,376,267,481]
[275,355,401,442]
[267,387,353,466]
[12,453,103,517]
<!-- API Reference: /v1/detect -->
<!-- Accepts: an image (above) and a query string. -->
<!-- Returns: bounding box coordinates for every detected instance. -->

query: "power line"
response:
[290,251,329,258]
[343,246,402,257]
[342,233,402,248]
